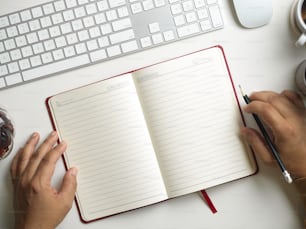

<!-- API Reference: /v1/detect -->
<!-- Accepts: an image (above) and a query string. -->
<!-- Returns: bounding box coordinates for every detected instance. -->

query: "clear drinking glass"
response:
[0,109,14,160]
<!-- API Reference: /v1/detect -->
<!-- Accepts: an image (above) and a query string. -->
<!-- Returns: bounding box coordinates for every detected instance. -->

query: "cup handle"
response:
[296,33,306,47]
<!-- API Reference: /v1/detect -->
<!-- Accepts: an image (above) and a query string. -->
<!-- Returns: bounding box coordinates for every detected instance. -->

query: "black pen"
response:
[239,86,292,184]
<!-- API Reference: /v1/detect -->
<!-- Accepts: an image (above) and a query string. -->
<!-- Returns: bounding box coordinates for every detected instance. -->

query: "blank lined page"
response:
[48,75,167,221]
[133,47,256,198]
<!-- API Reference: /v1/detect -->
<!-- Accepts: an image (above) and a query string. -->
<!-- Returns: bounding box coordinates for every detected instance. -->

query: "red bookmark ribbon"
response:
[200,190,217,214]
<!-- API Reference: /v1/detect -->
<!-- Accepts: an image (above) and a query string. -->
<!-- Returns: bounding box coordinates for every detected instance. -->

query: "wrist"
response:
[15,220,55,229]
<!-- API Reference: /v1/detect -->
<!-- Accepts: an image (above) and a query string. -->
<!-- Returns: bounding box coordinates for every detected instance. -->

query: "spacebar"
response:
[22,54,90,81]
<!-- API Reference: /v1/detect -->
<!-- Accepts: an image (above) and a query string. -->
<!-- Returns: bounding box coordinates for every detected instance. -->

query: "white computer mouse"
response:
[233,0,273,28]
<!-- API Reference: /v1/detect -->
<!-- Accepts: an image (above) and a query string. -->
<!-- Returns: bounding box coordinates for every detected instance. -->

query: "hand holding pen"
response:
[239,88,306,183]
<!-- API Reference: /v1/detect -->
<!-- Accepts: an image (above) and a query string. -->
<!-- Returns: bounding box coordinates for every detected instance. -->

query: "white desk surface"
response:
[0,0,306,228]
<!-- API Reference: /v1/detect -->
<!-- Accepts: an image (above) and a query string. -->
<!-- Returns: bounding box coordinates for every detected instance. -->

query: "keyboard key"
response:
[131,3,143,14]
[66,33,78,44]
[209,5,223,27]
[53,49,64,60]
[109,29,134,44]
[40,16,52,28]
[66,0,77,8]
[112,18,132,31]
[0,29,7,40]
[22,54,90,81]
[29,20,41,31]
[5,73,22,85]
[118,7,129,18]
[60,23,73,34]
[98,36,109,48]
[44,39,56,51]
[109,0,126,8]
[64,46,76,57]
[154,0,166,7]
[89,27,101,38]
[149,22,160,33]
[55,36,67,47]
[26,32,39,43]
[18,23,30,34]
[121,40,138,53]
[100,23,112,35]
[0,78,6,88]
[143,0,154,11]
[97,1,109,11]
[19,58,31,70]
[83,16,95,27]
[171,4,182,15]
[9,13,21,25]
[140,36,152,48]
[106,10,118,21]
[77,30,89,41]
[152,33,163,44]
[54,0,66,12]
[163,30,175,41]
[86,4,98,15]
[20,10,32,21]
[33,43,45,54]
[0,42,4,52]
[49,26,61,37]
[21,46,33,57]
[52,13,64,24]
[8,62,19,73]
[75,42,87,54]
[7,26,18,37]
[94,13,106,24]
[0,65,8,76]
[74,7,86,18]
[4,39,16,50]
[32,7,43,18]
[10,49,22,60]
[194,0,205,8]
[200,20,212,31]
[86,39,98,51]
[107,45,121,57]
[15,36,27,47]
[182,1,193,11]
[30,55,42,67]
[63,10,75,21]
[43,4,55,15]
[41,52,53,64]
[90,49,107,62]
[177,23,199,37]
[0,17,9,28]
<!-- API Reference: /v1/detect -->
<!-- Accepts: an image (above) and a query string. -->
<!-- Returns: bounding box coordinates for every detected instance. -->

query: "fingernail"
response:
[70,167,78,176]
[32,132,38,138]
[50,131,57,136]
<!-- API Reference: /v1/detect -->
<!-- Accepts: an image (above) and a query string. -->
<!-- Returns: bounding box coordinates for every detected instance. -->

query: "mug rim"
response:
[296,0,306,31]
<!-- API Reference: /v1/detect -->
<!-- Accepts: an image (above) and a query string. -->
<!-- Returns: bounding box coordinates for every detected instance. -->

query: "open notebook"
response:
[47,46,257,223]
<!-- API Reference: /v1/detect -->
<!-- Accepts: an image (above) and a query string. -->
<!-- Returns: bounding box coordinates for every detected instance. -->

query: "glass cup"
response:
[0,109,14,160]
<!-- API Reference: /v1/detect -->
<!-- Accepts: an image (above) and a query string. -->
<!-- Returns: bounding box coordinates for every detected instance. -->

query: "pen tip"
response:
[238,85,245,96]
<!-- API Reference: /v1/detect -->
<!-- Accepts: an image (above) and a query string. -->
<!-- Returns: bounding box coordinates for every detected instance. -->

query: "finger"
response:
[34,141,67,184]
[59,167,78,207]
[10,147,22,181]
[243,100,289,139]
[281,90,305,109]
[240,127,275,163]
[23,131,58,180]
[15,132,40,176]
[249,91,300,119]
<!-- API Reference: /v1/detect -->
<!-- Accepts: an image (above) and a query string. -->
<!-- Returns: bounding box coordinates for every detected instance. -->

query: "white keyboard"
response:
[0,0,223,90]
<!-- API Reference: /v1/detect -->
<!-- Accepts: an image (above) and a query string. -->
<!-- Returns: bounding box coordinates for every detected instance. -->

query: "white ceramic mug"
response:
[294,0,306,47]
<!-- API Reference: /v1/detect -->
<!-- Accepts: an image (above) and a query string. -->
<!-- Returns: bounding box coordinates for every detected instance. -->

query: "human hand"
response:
[10,131,77,229]
[240,90,306,179]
